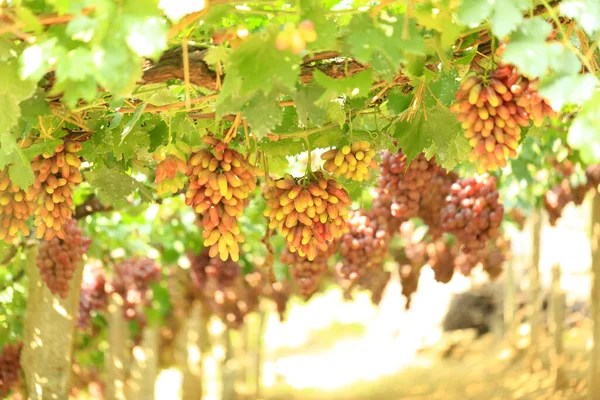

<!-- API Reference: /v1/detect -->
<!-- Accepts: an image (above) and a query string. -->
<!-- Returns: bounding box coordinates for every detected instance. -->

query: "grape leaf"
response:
[538,73,597,111]
[124,16,167,59]
[312,69,373,106]
[327,101,346,128]
[457,0,530,38]
[242,93,283,140]
[560,0,600,36]
[203,46,231,66]
[19,89,51,125]
[344,14,425,80]
[415,1,463,48]
[393,113,430,162]
[311,125,346,149]
[424,70,460,108]
[159,0,208,21]
[0,60,36,137]
[293,83,328,127]
[300,0,338,50]
[86,167,148,207]
[0,133,34,189]
[568,92,600,164]
[502,18,580,79]
[386,88,413,116]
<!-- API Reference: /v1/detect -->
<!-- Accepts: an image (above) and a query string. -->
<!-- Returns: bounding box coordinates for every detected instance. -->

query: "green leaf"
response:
[125,16,167,59]
[560,0,600,36]
[568,92,600,164]
[19,89,51,125]
[16,7,43,34]
[55,47,95,82]
[538,73,597,110]
[293,83,328,126]
[0,60,37,100]
[311,125,346,149]
[0,95,22,137]
[242,93,283,140]
[203,46,231,66]
[457,0,530,38]
[501,18,578,78]
[120,101,148,145]
[0,133,34,189]
[424,70,460,108]
[300,0,338,50]
[66,16,97,42]
[415,1,463,48]
[327,101,346,128]
[19,39,58,81]
[393,113,431,162]
[22,140,63,159]
[93,42,142,97]
[345,14,425,80]
[386,88,413,115]
[159,0,207,21]
[135,85,180,106]
[86,168,144,207]
[312,69,373,106]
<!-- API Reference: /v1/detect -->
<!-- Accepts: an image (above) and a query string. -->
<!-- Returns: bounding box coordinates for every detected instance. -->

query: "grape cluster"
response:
[264,172,350,260]
[417,170,458,238]
[275,20,317,54]
[0,169,35,244]
[426,236,458,284]
[78,265,108,329]
[337,208,390,282]
[0,342,22,398]
[544,179,576,226]
[440,175,504,264]
[378,150,439,220]
[452,63,556,172]
[154,142,189,195]
[321,141,378,181]
[36,218,91,298]
[397,222,428,309]
[189,250,259,329]
[587,165,600,188]
[355,267,391,306]
[110,258,161,321]
[481,235,511,279]
[28,141,83,241]
[263,279,292,322]
[281,243,336,297]
[185,136,258,262]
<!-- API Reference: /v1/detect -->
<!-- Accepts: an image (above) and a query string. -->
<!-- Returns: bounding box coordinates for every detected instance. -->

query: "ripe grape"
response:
[0,170,35,244]
[36,218,91,298]
[264,172,350,260]
[281,243,336,297]
[0,342,22,398]
[185,136,259,262]
[417,170,458,238]
[77,265,108,329]
[440,174,504,267]
[426,236,458,284]
[110,258,161,321]
[544,179,573,226]
[378,150,439,220]
[337,207,391,282]
[355,266,391,306]
[321,141,378,181]
[28,141,83,241]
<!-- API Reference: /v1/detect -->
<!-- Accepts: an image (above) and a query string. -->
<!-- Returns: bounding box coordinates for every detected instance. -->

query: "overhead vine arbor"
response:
[0,0,600,398]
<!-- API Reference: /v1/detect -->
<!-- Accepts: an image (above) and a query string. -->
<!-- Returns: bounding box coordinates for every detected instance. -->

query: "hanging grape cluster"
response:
[440,175,504,269]
[337,208,391,282]
[264,172,350,260]
[110,258,161,321]
[29,141,83,241]
[417,170,458,238]
[321,141,378,181]
[452,62,555,172]
[481,235,511,279]
[426,236,458,284]
[354,266,391,306]
[281,243,337,297]
[397,221,428,309]
[154,142,189,195]
[189,250,259,329]
[36,218,91,298]
[185,136,258,262]
[378,150,439,220]
[0,169,35,244]
[0,342,22,398]
[262,279,292,322]
[78,265,108,329]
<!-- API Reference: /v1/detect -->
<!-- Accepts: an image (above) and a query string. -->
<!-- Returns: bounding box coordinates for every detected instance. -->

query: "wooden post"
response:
[589,192,600,399]
[254,309,266,399]
[504,259,517,347]
[105,293,129,400]
[222,329,237,400]
[550,264,566,390]
[529,208,543,361]
[180,301,208,400]
[126,326,159,400]
[21,244,83,400]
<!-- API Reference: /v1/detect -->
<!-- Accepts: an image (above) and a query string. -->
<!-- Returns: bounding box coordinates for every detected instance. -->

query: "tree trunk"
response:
[529,208,542,361]
[20,244,83,400]
[589,192,600,399]
[105,293,129,400]
[126,326,159,400]
[180,301,208,400]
